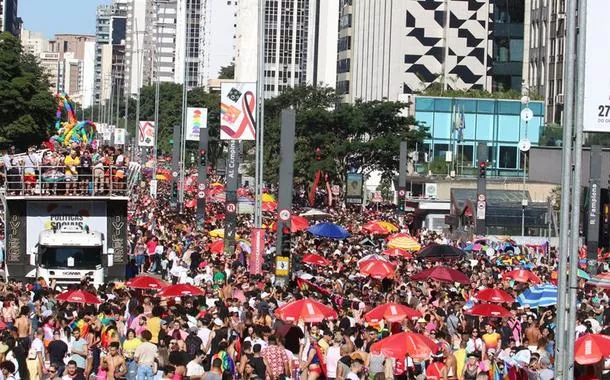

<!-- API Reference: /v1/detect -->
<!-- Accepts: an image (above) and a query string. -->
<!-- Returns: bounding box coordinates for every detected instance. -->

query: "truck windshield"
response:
[39,246,102,269]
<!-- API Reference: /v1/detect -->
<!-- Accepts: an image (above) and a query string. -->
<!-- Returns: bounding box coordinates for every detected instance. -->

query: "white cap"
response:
[213,318,223,327]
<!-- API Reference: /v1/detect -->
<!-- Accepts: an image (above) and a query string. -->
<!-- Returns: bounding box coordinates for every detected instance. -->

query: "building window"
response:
[499,146,518,169]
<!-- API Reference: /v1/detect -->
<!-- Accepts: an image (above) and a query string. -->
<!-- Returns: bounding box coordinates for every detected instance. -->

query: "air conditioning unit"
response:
[425,183,438,199]
[556,93,564,104]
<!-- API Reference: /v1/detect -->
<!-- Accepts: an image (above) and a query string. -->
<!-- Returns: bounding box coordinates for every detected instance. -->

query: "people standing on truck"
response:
[79,149,92,195]
[22,146,40,195]
[64,150,80,196]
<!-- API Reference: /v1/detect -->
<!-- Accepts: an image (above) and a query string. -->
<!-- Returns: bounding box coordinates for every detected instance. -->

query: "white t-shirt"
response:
[346,372,360,380]
[186,360,205,377]
[31,337,45,360]
[198,327,212,354]
[326,346,341,378]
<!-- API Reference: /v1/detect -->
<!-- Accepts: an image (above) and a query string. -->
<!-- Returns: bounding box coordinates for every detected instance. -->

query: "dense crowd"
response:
[0,154,607,380]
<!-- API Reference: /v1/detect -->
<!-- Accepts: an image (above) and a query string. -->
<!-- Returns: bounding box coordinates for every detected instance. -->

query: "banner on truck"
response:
[26,201,108,258]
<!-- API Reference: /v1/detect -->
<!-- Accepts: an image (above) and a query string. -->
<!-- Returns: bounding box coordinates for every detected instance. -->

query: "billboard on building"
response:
[185,107,208,141]
[220,82,256,140]
[583,0,610,132]
[25,201,108,258]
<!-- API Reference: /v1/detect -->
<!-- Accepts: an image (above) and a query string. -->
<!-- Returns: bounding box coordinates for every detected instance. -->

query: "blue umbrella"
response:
[308,222,350,239]
[517,283,558,308]
[464,244,474,251]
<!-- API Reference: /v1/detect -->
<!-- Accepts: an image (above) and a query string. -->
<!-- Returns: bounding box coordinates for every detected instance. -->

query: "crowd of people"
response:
[0,145,129,196]
[0,153,607,380]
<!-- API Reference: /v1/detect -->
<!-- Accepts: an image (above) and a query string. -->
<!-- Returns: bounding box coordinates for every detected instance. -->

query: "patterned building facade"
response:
[338,0,526,102]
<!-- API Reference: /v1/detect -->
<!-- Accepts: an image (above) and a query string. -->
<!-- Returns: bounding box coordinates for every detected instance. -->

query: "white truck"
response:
[26,225,114,287]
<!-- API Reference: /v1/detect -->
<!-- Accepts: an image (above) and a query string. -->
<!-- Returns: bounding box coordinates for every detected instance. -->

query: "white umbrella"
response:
[300,208,332,220]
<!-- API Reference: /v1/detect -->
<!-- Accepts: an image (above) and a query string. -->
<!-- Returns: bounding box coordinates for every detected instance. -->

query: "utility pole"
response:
[475,143,487,236]
[398,141,407,213]
[253,0,266,229]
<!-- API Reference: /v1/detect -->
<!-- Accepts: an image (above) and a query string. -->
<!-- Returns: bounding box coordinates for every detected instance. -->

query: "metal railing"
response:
[3,165,134,197]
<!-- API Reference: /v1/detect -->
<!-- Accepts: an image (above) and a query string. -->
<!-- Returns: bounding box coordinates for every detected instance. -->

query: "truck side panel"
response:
[5,199,33,278]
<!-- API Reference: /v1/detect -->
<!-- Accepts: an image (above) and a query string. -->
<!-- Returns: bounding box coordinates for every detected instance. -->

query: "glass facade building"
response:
[416,96,545,177]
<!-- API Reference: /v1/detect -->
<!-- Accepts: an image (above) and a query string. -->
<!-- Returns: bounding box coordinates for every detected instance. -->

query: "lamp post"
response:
[519,90,532,237]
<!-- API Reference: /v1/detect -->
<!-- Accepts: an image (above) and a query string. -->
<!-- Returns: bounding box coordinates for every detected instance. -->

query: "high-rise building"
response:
[235,0,338,98]
[39,52,60,92]
[94,1,128,106]
[20,29,47,56]
[202,0,237,82]
[338,0,527,103]
[526,0,565,124]
[0,0,19,36]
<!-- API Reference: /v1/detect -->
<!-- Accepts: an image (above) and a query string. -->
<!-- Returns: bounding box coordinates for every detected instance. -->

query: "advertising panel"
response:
[114,128,126,145]
[220,82,256,140]
[185,107,208,141]
[25,201,108,257]
[583,0,610,132]
[346,172,363,204]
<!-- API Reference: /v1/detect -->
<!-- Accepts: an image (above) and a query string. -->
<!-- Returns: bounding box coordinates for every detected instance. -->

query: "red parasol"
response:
[370,332,437,361]
[290,215,310,232]
[302,254,331,266]
[56,290,102,305]
[157,284,205,297]
[574,334,610,365]
[274,298,337,322]
[474,288,515,303]
[383,248,413,258]
[362,222,391,235]
[410,266,470,284]
[125,275,168,290]
[359,259,396,279]
[262,201,277,212]
[364,303,421,323]
[502,269,542,284]
[386,232,412,241]
[210,240,224,253]
[465,304,511,318]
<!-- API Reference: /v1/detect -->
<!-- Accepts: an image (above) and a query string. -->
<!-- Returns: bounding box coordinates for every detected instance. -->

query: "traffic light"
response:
[281,232,292,256]
[199,149,206,166]
[478,161,487,179]
[397,200,405,213]
[172,181,178,198]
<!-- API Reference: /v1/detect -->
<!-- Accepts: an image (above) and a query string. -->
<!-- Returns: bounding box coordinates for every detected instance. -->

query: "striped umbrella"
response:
[387,236,421,251]
[516,283,558,308]
[587,272,610,289]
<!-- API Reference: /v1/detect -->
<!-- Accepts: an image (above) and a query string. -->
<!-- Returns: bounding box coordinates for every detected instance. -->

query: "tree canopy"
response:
[262,86,429,186]
[0,32,55,148]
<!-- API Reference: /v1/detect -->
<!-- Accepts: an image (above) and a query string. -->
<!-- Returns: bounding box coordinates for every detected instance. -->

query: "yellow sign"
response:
[275,256,290,277]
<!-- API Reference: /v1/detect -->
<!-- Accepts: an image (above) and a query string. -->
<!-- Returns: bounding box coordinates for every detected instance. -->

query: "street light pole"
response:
[254,0,266,229]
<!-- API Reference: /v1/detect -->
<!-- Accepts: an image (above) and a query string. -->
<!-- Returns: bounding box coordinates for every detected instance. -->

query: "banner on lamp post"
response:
[220,82,256,140]
[185,107,208,141]
[114,128,126,145]
[249,228,265,275]
[137,121,155,147]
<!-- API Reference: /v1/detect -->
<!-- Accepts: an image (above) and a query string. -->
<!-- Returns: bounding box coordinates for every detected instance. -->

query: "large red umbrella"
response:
[362,222,391,235]
[502,269,542,284]
[56,290,102,305]
[290,215,310,232]
[386,232,412,241]
[574,334,610,365]
[410,266,470,284]
[157,284,205,297]
[125,275,168,290]
[370,332,437,361]
[383,248,413,258]
[359,259,396,279]
[274,298,337,322]
[210,240,224,253]
[302,254,331,266]
[474,288,515,303]
[465,304,511,318]
[364,303,421,323]
[262,201,277,212]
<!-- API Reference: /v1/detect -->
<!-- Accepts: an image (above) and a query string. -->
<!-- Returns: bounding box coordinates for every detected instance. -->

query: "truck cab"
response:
[27,225,114,287]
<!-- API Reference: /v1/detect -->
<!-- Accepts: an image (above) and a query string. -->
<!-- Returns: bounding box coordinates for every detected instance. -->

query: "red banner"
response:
[309,170,321,207]
[249,228,265,275]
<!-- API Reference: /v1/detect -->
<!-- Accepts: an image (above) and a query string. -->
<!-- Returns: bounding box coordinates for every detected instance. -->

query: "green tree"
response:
[261,85,429,186]
[0,32,54,147]
[218,63,235,79]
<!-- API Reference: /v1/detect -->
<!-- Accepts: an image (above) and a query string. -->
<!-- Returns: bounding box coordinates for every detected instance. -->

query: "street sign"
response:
[198,183,206,191]
[172,171,178,178]
[372,191,382,203]
[477,194,486,202]
[520,108,534,122]
[150,179,157,198]
[226,203,236,213]
[476,200,486,220]
[518,138,531,152]
[398,189,406,197]
[197,191,205,199]
[275,256,290,277]
[279,209,291,221]
[331,185,340,195]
